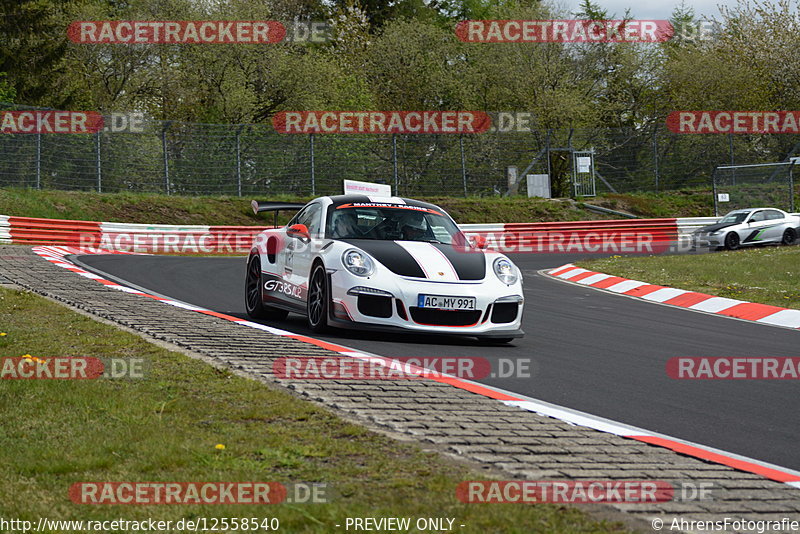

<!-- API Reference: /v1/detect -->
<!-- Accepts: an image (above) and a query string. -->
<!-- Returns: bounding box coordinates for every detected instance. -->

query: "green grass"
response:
[0,187,646,226]
[578,246,800,309]
[0,187,797,225]
[590,190,714,218]
[0,288,629,533]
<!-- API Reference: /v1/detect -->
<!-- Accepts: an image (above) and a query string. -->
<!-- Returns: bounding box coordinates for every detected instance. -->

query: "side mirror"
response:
[472,235,488,249]
[287,223,310,241]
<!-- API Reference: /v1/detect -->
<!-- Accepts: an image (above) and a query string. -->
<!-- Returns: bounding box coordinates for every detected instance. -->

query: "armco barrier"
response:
[460,218,706,254]
[0,215,10,243]
[0,214,717,254]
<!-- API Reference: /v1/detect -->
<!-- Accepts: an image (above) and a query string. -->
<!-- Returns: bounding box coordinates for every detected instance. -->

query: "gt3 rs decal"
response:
[263,275,306,301]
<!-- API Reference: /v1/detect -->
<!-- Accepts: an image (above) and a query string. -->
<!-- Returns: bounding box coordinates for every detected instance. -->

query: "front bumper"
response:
[328,270,524,338]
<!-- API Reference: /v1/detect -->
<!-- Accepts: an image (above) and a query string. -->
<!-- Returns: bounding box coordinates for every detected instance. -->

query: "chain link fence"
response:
[2,103,799,197]
[712,162,796,215]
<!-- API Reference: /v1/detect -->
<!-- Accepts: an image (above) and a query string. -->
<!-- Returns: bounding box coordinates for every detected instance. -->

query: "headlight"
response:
[493,257,518,285]
[342,249,375,277]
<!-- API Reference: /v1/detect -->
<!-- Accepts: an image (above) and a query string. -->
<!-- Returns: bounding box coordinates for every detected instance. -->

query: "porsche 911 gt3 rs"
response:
[694,208,800,250]
[244,195,524,342]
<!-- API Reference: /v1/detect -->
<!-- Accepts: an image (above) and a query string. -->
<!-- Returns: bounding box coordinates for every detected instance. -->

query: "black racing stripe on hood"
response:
[433,243,485,280]
[697,221,740,233]
[340,239,426,278]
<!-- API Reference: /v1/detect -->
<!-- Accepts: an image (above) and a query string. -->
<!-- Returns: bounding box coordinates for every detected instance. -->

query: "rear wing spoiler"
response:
[251,200,306,227]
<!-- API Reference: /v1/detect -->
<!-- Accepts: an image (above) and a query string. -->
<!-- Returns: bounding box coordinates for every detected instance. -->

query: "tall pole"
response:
[460,135,467,197]
[35,132,41,189]
[652,128,660,192]
[236,127,243,197]
[162,122,170,195]
[309,133,316,196]
[95,131,102,193]
[392,134,398,195]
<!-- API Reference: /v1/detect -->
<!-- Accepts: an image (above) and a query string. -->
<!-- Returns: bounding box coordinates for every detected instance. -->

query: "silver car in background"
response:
[694,208,800,250]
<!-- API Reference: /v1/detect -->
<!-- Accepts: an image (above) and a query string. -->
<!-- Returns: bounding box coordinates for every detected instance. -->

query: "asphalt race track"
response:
[77,252,800,471]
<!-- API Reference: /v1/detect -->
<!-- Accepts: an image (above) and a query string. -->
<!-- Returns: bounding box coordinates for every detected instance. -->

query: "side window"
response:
[296,203,322,237]
[750,211,765,222]
[767,210,784,220]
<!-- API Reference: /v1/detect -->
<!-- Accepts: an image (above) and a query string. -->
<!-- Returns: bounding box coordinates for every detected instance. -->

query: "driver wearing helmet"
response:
[331,210,360,238]
[400,210,428,241]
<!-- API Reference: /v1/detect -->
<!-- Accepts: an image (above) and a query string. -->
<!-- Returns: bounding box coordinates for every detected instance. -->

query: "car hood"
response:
[340,239,486,281]
[696,221,741,234]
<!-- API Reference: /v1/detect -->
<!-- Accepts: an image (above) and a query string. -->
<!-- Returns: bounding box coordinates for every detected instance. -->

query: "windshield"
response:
[326,203,463,243]
[719,212,749,224]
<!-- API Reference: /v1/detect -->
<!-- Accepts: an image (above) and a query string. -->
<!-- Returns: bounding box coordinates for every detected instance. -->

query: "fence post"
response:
[95,131,102,193]
[235,126,243,197]
[711,168,718,216]
[460,135,467,197]
[790,165,795,213]
[162,122,170,195]
[729,133,736,186]
[35,132,41,190]
[309,133,316,195]
[545,129,552,183]
[652,128,660,192]
[392,134,398,195]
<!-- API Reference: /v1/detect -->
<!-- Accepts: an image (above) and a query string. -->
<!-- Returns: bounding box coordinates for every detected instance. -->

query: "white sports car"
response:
[694,207,800,250]
[245,195,524,342]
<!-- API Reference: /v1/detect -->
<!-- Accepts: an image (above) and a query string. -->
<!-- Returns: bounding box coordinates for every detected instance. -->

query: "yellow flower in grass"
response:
[215,444,226,450]
[0,332,7,336]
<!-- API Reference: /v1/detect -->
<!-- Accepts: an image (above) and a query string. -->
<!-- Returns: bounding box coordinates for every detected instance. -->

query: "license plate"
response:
[418,294,476,310]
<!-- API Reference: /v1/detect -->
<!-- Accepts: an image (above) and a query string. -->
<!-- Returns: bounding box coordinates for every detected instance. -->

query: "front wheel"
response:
[724,232,740,251]
[307,263,330,333]
[245,256,289,320]
[782,228,797,246]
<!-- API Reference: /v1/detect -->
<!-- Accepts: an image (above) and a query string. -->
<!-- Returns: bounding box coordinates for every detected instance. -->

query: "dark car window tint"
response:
[766,210,784,220]
[750,211,766,222]
[296,203,322,237]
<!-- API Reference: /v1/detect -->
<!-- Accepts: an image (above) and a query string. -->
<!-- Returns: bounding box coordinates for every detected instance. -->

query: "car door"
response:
[285,201,323,301]
[742,210,770,244]
[763,210,787,241]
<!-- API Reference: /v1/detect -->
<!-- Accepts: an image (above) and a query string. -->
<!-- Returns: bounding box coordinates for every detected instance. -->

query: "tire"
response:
[245,255,289,320]
[724,232,740,251]
[782,228,797,246]
[306,263,330,333]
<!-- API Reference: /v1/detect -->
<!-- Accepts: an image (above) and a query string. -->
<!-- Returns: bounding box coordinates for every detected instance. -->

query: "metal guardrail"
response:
[1,214,708,255]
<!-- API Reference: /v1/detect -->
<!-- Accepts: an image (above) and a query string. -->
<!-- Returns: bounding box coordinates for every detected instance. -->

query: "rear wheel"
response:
[245,255,289,320]
[724,232,740,251]
[782,228,797,246]
[307,263,329,332]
